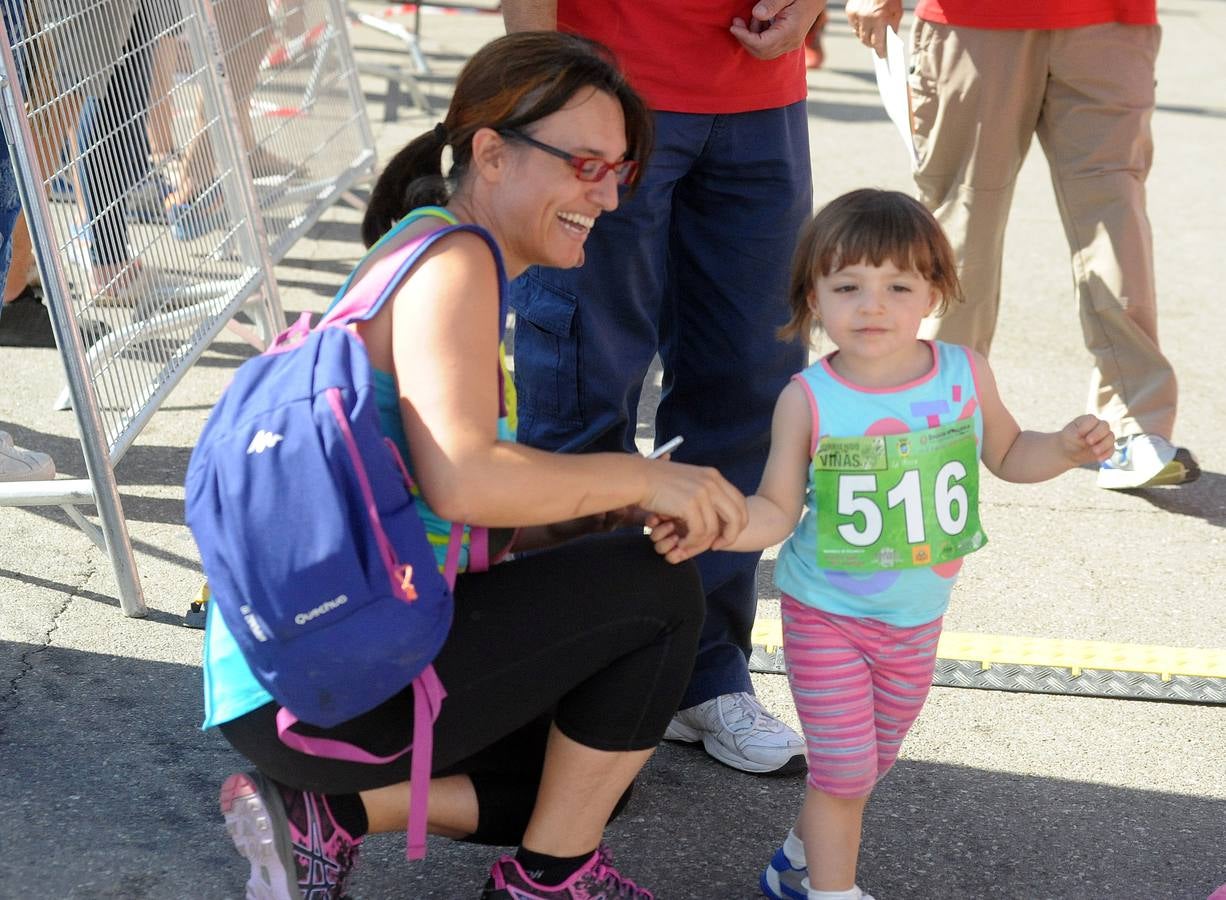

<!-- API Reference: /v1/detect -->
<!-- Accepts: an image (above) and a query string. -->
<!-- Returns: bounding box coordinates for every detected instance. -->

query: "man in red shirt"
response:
[847,0,1198,491]
[503,0,822,778]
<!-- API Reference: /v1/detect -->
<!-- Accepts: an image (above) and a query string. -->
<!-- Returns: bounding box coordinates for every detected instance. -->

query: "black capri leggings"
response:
[220,533,704,843]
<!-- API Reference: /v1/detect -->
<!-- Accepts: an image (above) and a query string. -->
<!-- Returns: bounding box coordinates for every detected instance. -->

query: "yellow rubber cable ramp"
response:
[749,619,1226,704]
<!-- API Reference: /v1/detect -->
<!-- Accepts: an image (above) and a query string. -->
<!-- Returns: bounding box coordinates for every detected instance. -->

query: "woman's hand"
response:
[639,461,748,561]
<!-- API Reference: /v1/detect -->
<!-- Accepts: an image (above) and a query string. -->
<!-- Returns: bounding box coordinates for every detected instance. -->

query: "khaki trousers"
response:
[910,21,1176,438]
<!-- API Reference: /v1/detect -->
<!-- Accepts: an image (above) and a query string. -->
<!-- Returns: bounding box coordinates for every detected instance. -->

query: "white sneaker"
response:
[663,691,805,774]
[0,433,55,482]
[1097,433,1200,490]
[800,877,876,900]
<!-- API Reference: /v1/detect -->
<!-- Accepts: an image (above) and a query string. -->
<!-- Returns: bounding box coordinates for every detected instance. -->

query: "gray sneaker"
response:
[663,691,805,774]
[1097,433,1200,490]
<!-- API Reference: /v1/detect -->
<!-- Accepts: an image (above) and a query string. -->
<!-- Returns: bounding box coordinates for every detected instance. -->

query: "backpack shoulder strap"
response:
[326,205,456,302]
[320,219,508,338]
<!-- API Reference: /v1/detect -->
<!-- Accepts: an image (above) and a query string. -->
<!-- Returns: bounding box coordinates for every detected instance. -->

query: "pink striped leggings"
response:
[781,596,942,797]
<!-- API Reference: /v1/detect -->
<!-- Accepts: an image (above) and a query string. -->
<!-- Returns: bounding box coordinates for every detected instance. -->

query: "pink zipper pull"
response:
[397,564,418,601]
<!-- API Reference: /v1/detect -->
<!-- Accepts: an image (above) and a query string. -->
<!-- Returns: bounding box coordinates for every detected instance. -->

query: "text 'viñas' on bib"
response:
[813,418,987,571]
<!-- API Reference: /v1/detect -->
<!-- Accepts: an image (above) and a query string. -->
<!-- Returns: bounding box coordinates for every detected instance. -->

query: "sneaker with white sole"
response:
[1097,433,1200,490]
[760,846,807,899]
[220,771,362,900]
[663,691,806,774]
[799,880,875,900]
[0,433,55,482]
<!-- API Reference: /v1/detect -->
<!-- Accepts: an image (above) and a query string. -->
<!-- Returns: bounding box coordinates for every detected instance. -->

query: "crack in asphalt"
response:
[0,561,96,733]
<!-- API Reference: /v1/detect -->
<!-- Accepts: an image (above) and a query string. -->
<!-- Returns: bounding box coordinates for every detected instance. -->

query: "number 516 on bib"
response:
[812,420,987,571]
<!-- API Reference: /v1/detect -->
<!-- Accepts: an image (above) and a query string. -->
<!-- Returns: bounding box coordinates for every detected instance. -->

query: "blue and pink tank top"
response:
[774,341,983,627]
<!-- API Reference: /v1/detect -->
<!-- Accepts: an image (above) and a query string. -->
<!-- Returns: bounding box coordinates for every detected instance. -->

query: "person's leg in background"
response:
[20,0,86,193]
[145,32,180,167]
[76,0,155,298]
[3,213,35,303]
[0,2,61,346]
[1,3,124,345]
[0,202,50,348]
[0,141,20,298]
[910,22,1048,355]
[0,135,55,480]
[165,0,278,240]
[652,101,810,775]
[804,9,828,69]
[1038,22,1195,489]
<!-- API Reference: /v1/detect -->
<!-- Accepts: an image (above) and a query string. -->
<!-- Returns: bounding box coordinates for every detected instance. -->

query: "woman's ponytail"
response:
[360,125,450,247]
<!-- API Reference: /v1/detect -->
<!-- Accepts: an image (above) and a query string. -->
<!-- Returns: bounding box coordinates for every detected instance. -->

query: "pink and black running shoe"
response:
[220,771,362,900]
[481,844,654,899]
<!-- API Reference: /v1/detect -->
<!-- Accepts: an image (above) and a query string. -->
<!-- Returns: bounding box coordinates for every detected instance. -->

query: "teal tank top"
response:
[774,341,983,627]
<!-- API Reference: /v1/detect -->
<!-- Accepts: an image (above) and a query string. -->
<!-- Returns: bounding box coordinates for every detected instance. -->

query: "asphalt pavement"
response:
[1,3,1223,898]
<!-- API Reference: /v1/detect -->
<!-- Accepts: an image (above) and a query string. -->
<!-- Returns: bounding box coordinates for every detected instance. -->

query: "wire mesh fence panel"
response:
[0,0,371,614]
[208,0,376,262]
[3,0,283,459]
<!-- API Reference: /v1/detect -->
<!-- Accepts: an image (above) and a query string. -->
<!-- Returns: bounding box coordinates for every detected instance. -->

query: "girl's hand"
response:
[1062,414,1115,465]
[645,514,689,564]
[640,461,748,560]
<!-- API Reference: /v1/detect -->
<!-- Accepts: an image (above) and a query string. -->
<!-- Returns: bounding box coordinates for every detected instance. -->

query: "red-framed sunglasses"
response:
[499,129,639,186]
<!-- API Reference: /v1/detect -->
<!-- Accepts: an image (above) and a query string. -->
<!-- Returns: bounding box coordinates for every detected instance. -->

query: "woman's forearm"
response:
[421,443,651,529]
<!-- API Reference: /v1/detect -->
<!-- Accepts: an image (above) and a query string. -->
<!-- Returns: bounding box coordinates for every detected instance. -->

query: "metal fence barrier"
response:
[220,0,376,262]
[344,0,501,117]
[0,0,376,615]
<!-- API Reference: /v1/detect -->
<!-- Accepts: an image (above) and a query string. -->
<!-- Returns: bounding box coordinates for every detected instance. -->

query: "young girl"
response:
[650,189,1115,900]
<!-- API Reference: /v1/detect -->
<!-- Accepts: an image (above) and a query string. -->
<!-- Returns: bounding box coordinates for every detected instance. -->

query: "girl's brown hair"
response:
[361,31,652,247]
[779,189,963,342]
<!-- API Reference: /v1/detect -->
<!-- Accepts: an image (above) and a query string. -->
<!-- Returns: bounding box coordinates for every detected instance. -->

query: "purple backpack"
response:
[186,220,506,858]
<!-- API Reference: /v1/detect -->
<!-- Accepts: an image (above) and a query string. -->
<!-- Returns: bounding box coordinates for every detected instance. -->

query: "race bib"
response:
[813,419,987,570]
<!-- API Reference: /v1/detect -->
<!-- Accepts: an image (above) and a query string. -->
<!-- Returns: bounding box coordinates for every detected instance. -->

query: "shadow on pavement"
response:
[1126,471,1226,527]
[1,637,1221,899]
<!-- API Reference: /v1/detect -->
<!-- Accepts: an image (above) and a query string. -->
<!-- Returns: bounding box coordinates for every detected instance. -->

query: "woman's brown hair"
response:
[361,31,653,247]
[779,189,964,342]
